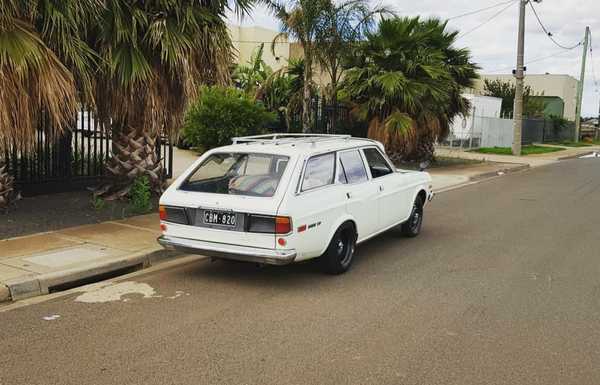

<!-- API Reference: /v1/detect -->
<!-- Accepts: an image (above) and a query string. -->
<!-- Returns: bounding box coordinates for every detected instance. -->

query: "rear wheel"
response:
[321,223,357,275]
[401,196,424,237]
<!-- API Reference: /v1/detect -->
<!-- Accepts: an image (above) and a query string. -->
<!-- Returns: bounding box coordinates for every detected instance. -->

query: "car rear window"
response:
[301,153,335,191]
[180,153,289,197]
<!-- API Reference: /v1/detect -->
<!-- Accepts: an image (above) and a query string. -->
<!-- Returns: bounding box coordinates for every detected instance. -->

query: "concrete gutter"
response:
[2,248,180,302]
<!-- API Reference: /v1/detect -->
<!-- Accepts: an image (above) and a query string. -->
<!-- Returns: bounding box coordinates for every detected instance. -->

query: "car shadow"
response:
[176,227,419,290]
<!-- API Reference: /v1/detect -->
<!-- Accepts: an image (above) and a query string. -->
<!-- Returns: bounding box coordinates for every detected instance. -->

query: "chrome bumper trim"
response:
[157,235,296,265]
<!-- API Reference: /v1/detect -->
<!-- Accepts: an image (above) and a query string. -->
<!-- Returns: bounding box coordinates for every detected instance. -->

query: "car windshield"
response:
[179,153,289,197]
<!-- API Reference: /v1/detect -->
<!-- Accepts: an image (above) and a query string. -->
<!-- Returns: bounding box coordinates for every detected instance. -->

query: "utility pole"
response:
[512,0,527,156]
[575,26,590,142]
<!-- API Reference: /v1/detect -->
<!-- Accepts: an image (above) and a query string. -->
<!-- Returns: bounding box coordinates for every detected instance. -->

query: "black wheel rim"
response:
[336,231,354,267]
[410,203,422,232]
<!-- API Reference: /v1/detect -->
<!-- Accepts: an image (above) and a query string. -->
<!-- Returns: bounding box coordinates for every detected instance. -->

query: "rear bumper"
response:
[157,235,297,265]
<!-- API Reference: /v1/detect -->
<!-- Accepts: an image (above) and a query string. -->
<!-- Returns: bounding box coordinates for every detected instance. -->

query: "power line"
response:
[457,0,518,40]
[447,0,516,20]
[528,1,582,50]
[485,45,581,73]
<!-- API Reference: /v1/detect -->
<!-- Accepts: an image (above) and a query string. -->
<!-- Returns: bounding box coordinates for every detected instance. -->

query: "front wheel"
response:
[401,197,424,237]
[321,223,357,275]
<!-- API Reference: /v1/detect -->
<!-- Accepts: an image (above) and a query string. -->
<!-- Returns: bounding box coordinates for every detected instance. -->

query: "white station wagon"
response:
[158,134,433,274]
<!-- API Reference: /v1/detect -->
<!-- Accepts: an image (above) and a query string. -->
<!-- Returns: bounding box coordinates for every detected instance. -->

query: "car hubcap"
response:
[337,232,353,266]
[411,205,421,231]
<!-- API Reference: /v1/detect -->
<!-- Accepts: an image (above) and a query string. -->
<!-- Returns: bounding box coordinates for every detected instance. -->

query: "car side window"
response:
[363,148,393,179]
[339,150,368,184]
[301,153,335,191]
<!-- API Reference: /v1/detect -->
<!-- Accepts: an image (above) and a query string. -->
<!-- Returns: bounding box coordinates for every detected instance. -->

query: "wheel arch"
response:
[318,215,357,256]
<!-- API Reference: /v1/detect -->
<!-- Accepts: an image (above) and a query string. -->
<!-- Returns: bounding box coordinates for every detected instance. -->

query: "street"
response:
[2,157,600,385]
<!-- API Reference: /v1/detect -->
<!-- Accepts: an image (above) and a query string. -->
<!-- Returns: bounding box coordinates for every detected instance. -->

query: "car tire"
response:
[401,196,424,237]
[321,223,357,275]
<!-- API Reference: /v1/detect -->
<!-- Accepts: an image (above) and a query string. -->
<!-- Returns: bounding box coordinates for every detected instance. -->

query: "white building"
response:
[471,74,579,121]
[228,25,290,71]
[450,94,502,140]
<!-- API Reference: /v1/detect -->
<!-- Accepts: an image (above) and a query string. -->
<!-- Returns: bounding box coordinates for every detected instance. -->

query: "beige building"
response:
[471,74,579,120]
[228,25,290,71]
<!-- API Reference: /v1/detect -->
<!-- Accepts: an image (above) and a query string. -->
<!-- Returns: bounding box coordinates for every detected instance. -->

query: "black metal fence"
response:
[1,108,173,196]
[522,119,576,144]
[280,98,367,137]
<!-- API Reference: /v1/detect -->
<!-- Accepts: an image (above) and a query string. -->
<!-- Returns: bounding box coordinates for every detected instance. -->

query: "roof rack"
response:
[232,133,352,145]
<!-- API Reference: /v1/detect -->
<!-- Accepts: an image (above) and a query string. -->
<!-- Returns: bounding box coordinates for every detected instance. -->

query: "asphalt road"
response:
[2,157,600,385]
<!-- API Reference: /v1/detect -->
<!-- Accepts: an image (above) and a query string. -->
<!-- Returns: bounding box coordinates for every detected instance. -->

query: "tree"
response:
[91,0,249,199]
[232,43,273,97]
[258,57,307,131]
[265,0,330,133]
[0,0,97,208]
[314,0,390,130]
[342,17,479,161]
[182,86,276,151]
[483,79,546,118]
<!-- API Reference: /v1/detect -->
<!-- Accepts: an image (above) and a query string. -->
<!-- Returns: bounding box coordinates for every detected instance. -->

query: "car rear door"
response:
[338,149,380,242]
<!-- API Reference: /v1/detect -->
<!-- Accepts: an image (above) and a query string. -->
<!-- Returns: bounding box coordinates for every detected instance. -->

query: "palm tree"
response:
[92,0,250,199]
[314,0,391,130]
[342,17,479,161]
[265,0,330,133]
[257,57,307,131]
[0,0,97,208]
[233,43,273,97]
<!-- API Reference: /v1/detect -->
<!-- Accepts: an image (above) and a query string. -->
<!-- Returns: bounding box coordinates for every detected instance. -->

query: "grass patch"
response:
[547,141,591,147]
[472,145,565,156]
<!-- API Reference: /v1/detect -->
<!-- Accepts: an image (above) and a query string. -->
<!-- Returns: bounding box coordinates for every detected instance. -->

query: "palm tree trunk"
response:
[97,125,165,200]
[0,161,15,209]
[302,52,312,133]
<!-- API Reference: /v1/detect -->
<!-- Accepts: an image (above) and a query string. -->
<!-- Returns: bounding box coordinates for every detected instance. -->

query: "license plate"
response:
[203,210,237,227]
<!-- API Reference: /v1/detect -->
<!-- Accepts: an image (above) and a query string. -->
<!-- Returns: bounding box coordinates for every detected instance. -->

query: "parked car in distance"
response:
[158,134,433,274]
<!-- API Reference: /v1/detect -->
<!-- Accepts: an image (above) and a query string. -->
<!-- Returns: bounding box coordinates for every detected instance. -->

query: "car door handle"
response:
[346,192,352,199]
[379,185,385,192]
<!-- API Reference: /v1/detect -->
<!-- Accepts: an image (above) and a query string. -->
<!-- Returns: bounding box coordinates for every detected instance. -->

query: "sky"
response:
[227,0,600,117]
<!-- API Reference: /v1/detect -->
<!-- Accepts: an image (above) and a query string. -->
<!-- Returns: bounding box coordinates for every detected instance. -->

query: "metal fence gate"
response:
[1,108,173,197]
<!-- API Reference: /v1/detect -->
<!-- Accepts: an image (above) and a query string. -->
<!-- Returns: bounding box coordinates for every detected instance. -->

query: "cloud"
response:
[228,0,600,116]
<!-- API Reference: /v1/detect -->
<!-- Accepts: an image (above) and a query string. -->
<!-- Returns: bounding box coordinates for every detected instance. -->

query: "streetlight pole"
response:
[512,0,527,156]
[575,26,590,142]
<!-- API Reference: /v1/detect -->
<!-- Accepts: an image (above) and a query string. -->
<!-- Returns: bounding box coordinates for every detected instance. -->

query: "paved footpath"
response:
[0,214,166,301]
[2,156,600,385]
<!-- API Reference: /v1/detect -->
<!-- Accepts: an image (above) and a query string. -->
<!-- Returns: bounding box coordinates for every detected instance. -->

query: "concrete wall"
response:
[471,74,579,121]
[228,25,289,71]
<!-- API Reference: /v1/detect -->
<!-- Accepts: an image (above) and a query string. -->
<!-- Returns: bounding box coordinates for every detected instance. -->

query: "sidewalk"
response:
[436,145,600,165]
[0,214,170,302]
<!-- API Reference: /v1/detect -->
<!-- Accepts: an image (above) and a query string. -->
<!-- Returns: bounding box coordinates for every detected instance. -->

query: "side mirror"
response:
[419,161,430,171]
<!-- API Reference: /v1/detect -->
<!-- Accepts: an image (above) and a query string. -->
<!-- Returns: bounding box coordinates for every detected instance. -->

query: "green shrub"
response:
[182,86,277,150]
[129,175,152,213]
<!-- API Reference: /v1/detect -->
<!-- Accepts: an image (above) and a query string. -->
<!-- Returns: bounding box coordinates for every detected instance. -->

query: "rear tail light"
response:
[247,215,292,234]
[159,206,188,225]
[275,216,292,234]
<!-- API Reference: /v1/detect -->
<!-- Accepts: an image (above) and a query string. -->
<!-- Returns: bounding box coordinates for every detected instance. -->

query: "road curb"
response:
[435,164,530,194]
[557,151,595,160]
[3,247,182,302]
[469,164,530,181]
